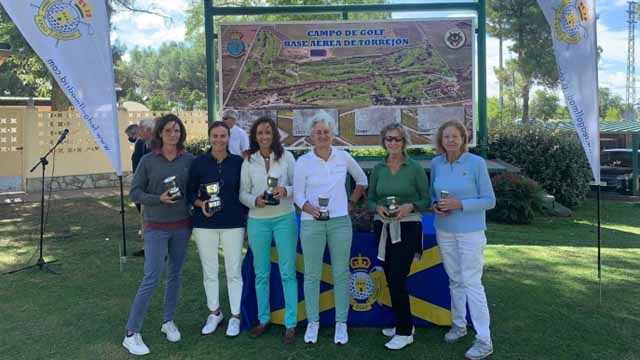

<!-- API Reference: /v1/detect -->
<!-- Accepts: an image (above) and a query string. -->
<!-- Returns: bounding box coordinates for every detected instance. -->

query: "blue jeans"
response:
[125,227,191,333]
[248,212,298,329]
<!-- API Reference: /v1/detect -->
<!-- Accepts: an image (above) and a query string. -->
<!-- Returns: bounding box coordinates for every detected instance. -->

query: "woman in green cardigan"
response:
[367,122,430,351]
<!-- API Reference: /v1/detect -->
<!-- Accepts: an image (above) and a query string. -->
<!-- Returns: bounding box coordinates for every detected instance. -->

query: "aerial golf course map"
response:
[220,19,475,148]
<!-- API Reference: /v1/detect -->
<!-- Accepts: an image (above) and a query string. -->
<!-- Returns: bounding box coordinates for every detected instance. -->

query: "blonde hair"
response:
[434,120,468,154]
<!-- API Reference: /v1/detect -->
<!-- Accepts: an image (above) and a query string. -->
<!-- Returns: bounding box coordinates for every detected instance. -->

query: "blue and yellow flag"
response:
[241,215,451,328]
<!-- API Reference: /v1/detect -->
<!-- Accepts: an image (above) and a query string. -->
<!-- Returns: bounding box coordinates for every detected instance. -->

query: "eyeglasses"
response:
[384,136,403,143]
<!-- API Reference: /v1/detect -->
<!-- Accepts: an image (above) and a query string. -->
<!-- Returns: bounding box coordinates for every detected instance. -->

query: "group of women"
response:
[122,113,496,360]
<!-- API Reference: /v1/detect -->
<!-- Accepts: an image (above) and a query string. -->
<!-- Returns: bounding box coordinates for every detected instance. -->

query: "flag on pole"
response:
[537,0,600,183]
[1,0,122,175]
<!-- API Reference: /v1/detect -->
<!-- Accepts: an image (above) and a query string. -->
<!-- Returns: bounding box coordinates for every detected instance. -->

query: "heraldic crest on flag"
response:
[33,0,95,43]
[554,0,590,44]
[255,239,452,326]
[349,254,385,312]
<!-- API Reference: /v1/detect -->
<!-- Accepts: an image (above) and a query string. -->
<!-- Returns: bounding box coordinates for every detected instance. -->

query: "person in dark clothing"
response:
[131,117,156,257]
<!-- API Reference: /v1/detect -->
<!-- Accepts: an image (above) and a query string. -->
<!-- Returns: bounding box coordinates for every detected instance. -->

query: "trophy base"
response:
[205,203,222,214]
[170,194,183,201]
[317,213,330,221]
[263,194,280,206]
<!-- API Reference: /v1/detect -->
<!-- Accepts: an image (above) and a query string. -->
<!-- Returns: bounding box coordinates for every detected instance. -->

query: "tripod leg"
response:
[37,258,59,275]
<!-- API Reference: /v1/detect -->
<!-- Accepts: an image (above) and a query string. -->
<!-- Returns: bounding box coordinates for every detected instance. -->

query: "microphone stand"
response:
[6,130,68,275]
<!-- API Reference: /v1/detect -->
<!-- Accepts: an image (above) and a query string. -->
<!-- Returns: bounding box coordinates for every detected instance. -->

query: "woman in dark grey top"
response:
[122,114,194,356]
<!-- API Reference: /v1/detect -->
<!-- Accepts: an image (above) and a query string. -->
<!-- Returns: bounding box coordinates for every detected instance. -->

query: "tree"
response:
[487,0,507,113]
[530,89,559,122]
[0,7,51,98]
[494,59,524,122]
[598,87,624,122]
[487,0,558,123]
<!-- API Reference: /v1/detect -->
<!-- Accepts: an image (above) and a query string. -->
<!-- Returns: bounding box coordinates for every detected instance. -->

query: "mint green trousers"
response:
[300,216,352,323]
[248,212,299,329]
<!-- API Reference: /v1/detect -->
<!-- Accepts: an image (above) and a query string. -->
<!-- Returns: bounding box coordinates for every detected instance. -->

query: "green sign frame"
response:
[204,0,488,156]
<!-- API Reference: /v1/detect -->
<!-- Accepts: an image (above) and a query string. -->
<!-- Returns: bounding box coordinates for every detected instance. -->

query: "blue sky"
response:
[111,0,632,99]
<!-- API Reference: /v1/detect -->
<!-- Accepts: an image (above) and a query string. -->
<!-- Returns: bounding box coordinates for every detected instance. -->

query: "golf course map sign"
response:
[220,19,475,149]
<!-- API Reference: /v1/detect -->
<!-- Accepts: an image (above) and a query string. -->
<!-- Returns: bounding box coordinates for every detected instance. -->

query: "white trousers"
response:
[193,227,244,315]
[436,230,491,342]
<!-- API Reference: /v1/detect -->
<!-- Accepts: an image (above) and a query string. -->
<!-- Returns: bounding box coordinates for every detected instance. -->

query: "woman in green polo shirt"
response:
[367,122,430,351]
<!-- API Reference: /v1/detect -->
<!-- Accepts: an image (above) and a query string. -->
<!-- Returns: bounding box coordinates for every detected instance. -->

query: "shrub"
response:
[185,138,209,156]
[488,173,543,224]
[487,124,591,209]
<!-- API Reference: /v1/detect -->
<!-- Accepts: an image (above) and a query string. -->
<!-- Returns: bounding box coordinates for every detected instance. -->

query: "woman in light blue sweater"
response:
[430,120,496,360]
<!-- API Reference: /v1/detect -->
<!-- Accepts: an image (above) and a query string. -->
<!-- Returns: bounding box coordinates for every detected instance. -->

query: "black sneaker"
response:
[133,249,145,257]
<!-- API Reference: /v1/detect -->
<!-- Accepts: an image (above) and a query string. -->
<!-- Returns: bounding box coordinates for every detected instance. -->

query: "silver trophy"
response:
[317,195,330,221]
[263,176,280,206]
[438,190,450,211]
[163,176,183,201]
[204,182,223,213]
[385,196,400,218]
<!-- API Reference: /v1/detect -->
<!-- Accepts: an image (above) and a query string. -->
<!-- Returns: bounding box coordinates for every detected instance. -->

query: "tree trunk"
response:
[521,81,531,122]
[50,77,69,111]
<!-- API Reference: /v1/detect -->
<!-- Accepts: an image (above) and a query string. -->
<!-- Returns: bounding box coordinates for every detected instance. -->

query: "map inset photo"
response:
[292,109,339,137]
[355,107,401,135]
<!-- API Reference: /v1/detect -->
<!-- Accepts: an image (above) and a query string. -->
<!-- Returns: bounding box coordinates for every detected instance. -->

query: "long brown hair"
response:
[248,117,283,162]
[150,114,187,151]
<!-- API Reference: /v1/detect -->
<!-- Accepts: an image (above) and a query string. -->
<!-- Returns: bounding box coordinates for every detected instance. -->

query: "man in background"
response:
[130,117,155,257]
[222,109,249,158]
[125,124,139,144]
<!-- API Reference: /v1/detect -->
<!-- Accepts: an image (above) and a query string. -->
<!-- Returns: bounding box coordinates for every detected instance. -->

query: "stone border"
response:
[25,172,133,193]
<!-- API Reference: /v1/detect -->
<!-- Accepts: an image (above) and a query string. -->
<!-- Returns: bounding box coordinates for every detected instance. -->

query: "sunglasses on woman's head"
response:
[384,136,403,143]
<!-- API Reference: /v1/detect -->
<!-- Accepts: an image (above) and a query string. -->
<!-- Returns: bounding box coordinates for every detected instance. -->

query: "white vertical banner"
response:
[1,0,122,175]
[537,0,600,183]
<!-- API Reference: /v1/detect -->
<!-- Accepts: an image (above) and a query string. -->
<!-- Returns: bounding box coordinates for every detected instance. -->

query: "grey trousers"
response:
[125,227,191,333]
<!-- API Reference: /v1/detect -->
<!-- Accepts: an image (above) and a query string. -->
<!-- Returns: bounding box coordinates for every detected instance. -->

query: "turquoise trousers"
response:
[300,216,352,323]
[247,212,299,329]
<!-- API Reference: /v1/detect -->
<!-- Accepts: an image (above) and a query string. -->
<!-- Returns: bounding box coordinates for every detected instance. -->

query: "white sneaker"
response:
[122,333,150,356]
[465,338,493,360]
[382,326,416,337]
[304,321,320,344]
[202,312,224,335]
[226,317,241,337]
[385,335,414,350]
[334,322,348,345]
[160,321,181,342]
[444,325,467,343]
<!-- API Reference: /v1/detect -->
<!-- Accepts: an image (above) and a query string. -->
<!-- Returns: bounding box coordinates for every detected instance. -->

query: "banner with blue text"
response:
[1,0,122,174]
[538,0,600,183]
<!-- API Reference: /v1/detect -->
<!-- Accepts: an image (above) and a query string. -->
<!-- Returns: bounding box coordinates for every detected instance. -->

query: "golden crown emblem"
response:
[350,254,370,269]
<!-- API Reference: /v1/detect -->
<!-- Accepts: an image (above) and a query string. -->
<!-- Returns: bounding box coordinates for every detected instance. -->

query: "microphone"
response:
[56,128,69,145]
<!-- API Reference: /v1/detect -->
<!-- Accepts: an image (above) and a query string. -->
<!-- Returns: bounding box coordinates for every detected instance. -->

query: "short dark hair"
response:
[248,117,283,162]
[150,114,187,151]
[208,121,230,136]
[125,124,139,136]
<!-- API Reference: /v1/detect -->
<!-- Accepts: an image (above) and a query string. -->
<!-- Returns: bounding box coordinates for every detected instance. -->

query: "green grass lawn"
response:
[0,197,638,360]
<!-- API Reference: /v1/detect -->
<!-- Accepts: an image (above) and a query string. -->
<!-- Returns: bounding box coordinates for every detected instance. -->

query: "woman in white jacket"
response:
[240,116,298,344]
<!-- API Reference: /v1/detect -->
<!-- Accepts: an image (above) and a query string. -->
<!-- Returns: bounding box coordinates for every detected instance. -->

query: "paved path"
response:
[0,187,128,205]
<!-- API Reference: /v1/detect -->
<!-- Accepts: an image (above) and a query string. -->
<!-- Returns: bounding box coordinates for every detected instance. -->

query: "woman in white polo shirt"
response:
[293,118,368,345]
[240,116,298,344]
